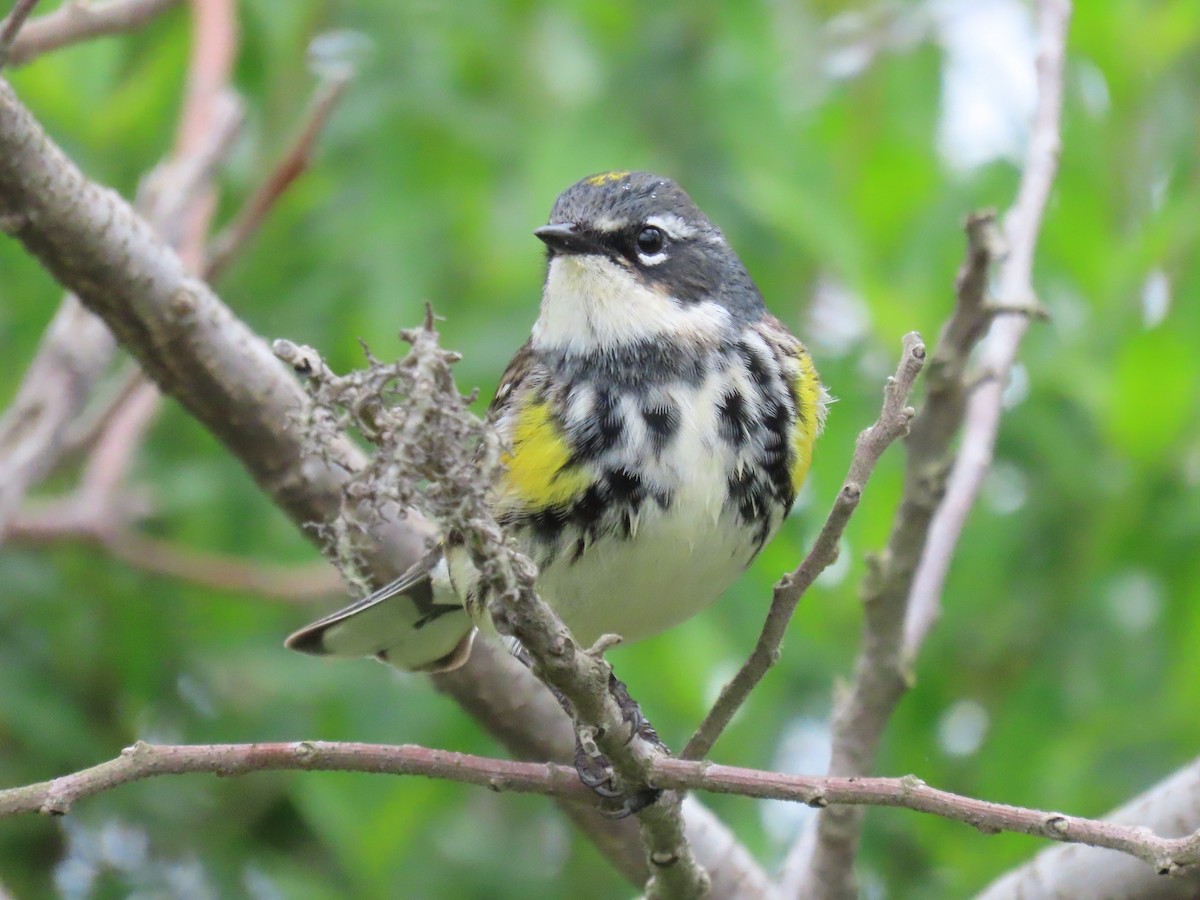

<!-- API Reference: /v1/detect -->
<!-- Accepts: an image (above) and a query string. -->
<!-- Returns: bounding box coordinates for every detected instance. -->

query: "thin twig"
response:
[137,88,243,260]
[206,72,353,281]
[77,376,160,504]
[977,756,1200,898]
[6,508,342,601]
[4,0,180,68]
[0,299,117,542]
[173,0,236,263]
[101,532,342,601]
[682,333,926,761]
[903,0,1068,663]
[2,740,1199,881]
[0,0,42,68]
[0,0,238,542]
[791,226,1001,897]
[790,3,1071,897]
[56,362,147,465]
[24,60,345,526]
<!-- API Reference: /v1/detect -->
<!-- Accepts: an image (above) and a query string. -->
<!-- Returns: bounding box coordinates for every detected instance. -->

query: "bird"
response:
[286,170,827,677]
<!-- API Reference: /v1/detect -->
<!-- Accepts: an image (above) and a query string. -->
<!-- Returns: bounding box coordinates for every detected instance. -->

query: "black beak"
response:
[534,222,606,256]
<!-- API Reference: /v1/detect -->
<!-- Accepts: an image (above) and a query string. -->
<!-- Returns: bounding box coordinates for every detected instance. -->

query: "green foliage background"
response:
[2,1,1199,896]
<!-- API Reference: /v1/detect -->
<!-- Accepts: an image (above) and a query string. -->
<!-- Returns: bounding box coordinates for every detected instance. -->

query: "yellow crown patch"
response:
[584,171,631,187]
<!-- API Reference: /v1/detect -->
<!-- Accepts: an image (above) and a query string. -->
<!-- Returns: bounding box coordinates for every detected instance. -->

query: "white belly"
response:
[535,498,756,646]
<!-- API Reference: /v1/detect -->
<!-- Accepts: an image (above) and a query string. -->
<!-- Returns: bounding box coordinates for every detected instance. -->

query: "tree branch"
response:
[682,333,926,761]
[0,297,117,540]
[6,506,343,601]
[976,756,1200,899]
[787,214,1006,900]
[792,3,1071,895]
[0,102,230,526]
[0,0,42,69]
[3,0,179,68]
[206,71,352,282]
[2,740,1199,884]
[16,55,345,526]
[55,361,145,463]
[0,2,237,543]
[903,0,1068,663]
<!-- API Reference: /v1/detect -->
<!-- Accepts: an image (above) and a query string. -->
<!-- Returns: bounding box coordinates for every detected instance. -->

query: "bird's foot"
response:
[572,672,667,818]
[507,639,667,816]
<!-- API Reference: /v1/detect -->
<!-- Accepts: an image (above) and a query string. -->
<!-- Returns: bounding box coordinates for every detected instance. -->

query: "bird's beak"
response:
[534,222,607,256]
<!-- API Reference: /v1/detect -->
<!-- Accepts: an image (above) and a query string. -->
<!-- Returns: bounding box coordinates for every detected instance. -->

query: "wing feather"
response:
[285,549,474,672]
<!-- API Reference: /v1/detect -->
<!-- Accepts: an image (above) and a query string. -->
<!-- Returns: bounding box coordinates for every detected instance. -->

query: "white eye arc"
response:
[636,225,666,258]
[636,214,695,265]
[644,214,696,240]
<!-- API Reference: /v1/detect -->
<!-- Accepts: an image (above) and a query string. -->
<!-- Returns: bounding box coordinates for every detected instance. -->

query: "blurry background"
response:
[2,0,1198,896]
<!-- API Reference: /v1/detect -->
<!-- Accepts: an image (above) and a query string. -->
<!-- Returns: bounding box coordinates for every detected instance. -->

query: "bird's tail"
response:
[284,549,476,672]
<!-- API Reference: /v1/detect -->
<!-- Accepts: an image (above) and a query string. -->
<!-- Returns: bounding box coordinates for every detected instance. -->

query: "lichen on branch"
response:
[272,307,535,602]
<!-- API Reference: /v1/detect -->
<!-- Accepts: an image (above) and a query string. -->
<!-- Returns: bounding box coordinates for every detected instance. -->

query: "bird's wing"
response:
[486,342,596,517]
[284,549,475,672]
[488,338,537,417]
[754,315,828,496]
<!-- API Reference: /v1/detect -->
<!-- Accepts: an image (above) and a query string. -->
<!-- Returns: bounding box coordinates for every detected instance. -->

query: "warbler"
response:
[286,171,827,672]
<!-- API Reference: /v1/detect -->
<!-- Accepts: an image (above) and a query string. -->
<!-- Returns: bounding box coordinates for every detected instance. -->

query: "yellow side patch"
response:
[789,349,824,493]
[500,399,591,508]
[584,170,631,186]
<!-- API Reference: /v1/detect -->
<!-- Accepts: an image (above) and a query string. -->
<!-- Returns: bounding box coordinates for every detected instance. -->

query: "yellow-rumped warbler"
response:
[286,171,827,672]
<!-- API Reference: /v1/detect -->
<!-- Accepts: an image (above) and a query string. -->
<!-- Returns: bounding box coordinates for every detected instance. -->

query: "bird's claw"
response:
[570,672,668,814]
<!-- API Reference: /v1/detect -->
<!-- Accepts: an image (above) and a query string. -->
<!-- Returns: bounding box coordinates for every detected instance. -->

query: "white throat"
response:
[532,255,730,354]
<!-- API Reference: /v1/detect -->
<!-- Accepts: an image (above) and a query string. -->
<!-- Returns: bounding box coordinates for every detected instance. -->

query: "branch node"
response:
[912,460,951,511]
[0,209,29,233]
[39,797,68,817]
[272,339,324,378]
[576,726,600,758]
[547,633,569,658]
[586,633,623,658]
[121,739,151,758]
[649,849,682,868]
[170,285,198,318]
[981,300,1052,322]
[1044,815,1070,835]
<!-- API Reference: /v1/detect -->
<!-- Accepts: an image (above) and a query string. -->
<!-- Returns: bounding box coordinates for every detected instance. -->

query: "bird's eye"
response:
[636,226,665,256]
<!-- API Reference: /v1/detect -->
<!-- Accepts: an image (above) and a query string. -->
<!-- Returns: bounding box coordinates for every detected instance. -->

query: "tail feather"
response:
[284,549,476,672]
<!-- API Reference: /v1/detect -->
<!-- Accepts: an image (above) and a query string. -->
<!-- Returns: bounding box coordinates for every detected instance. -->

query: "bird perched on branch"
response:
[287,170,827,679]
